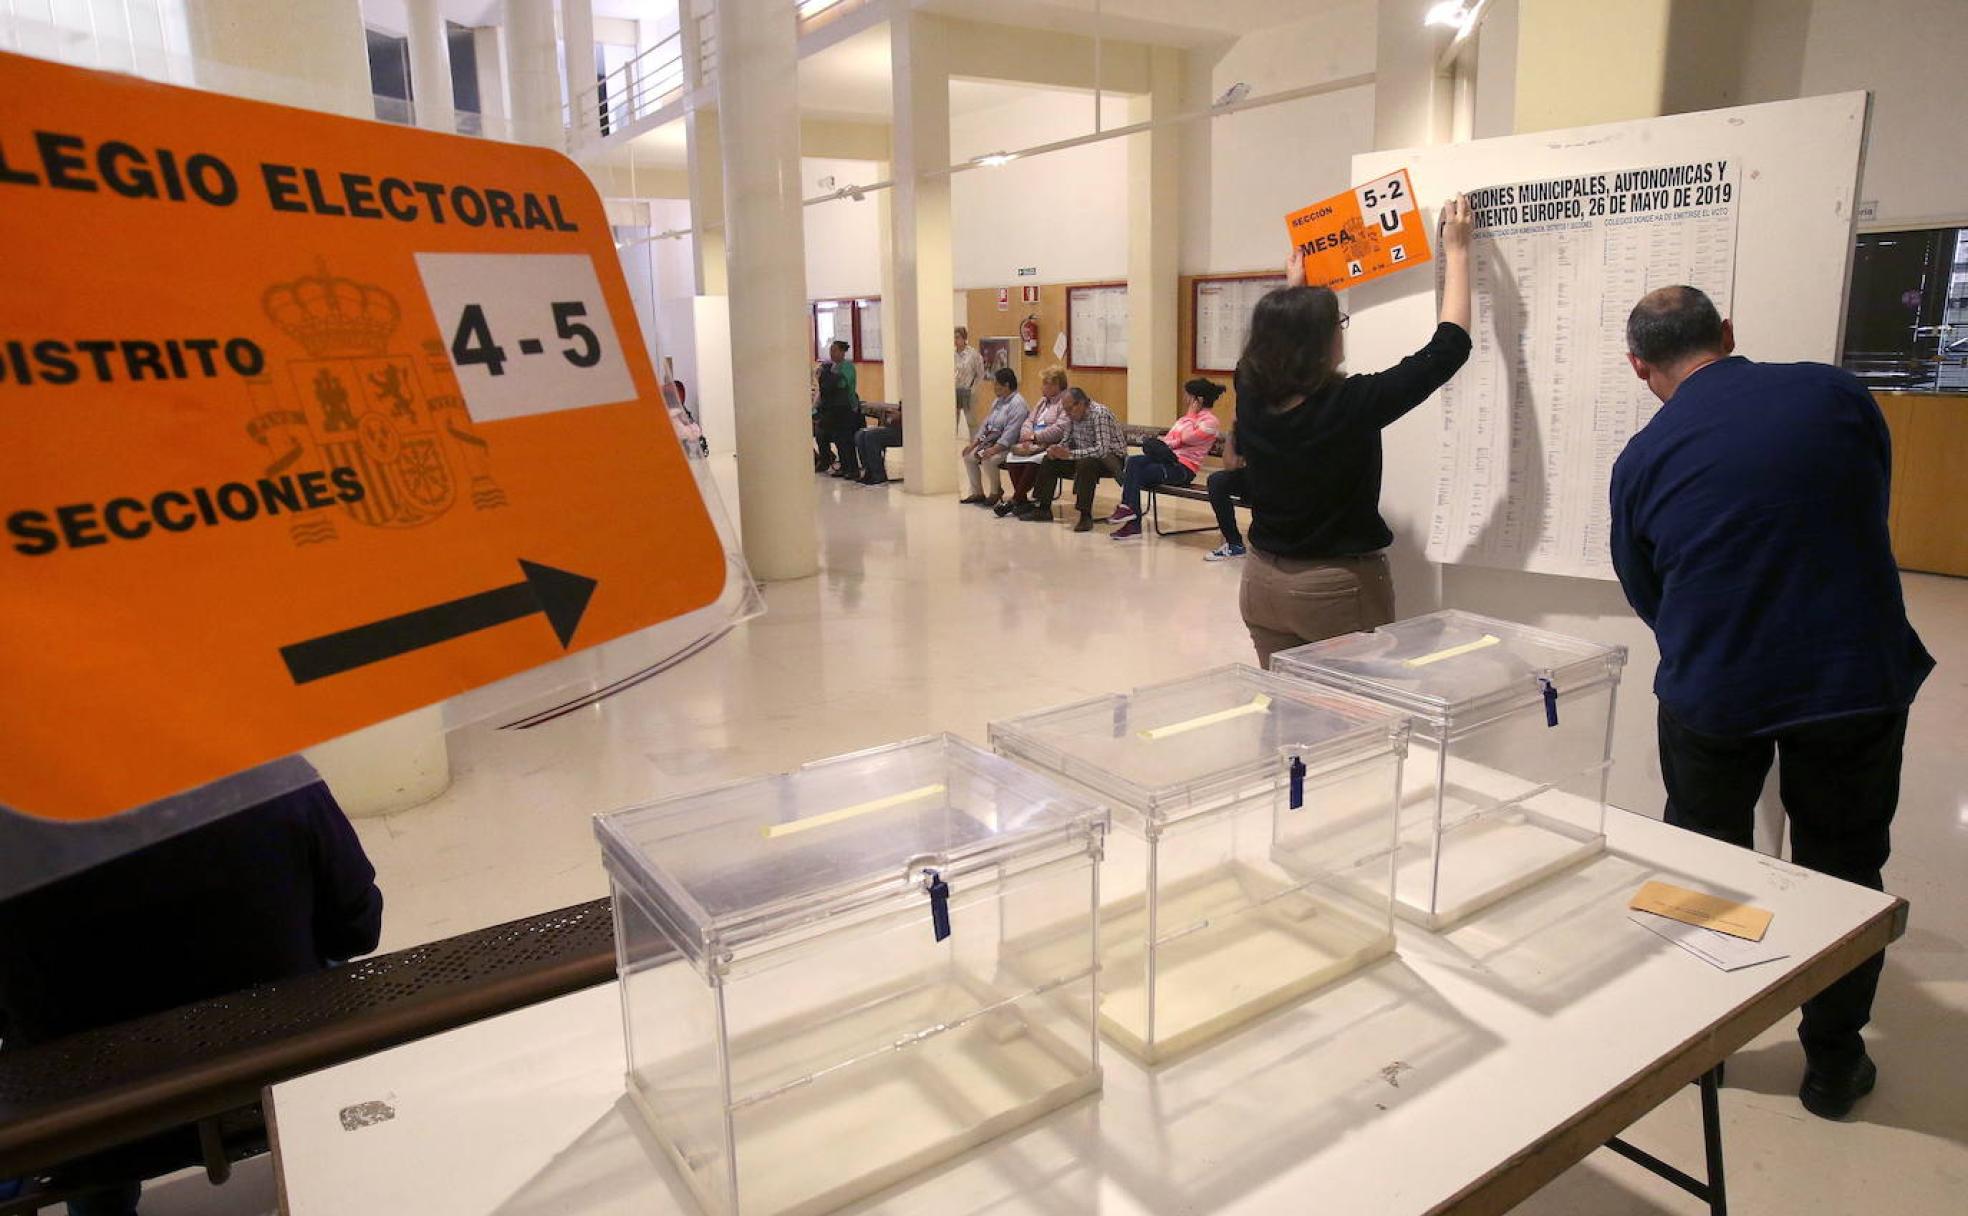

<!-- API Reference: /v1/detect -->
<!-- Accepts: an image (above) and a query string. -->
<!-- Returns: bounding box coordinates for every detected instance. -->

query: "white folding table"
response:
[266,809,1904,1216]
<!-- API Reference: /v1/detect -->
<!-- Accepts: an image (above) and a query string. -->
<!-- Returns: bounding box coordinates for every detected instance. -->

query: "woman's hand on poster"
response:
[1442,194,1473,255]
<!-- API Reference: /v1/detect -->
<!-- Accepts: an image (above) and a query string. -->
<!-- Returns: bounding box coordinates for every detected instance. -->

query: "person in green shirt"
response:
[816,339,864,478]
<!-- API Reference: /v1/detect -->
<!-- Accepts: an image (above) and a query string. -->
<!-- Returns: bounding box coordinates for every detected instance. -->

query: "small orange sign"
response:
[0,52,727,821]
[1285,169,1432,291]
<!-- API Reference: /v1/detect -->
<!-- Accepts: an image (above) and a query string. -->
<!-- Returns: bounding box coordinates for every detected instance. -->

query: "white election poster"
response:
[1428,159,1739,580]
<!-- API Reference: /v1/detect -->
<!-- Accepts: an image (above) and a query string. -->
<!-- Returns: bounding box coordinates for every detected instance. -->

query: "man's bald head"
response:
[1627,286,1726,367]
[1625,285,1735,403]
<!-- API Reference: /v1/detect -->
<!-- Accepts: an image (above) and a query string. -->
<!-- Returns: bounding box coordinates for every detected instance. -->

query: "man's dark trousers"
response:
[1033,453,1124,517]
[1657,703,1907,1068]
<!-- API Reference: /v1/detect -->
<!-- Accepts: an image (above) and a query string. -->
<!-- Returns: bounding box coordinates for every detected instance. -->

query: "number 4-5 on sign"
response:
[416,252,637,424]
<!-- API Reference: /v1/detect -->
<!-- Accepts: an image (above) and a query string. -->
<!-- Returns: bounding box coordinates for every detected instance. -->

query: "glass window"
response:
[1842,226,1968,393]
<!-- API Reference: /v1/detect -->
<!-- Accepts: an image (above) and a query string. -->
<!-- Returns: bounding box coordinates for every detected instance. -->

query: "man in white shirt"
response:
[954,326,986,439]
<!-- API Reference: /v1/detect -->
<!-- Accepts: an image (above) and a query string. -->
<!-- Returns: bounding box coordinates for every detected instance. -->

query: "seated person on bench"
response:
[1029,387,1126,532]
[855,405,902,485]
[959,367,1028,507]
[1204,430,1249,561]
[1109,378,1225,540]
[1000,366,1073,518]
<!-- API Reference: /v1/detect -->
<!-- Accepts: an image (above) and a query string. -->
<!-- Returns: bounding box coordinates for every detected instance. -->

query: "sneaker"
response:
[993,501,1019,517]
[976,493,1003,509]
[1072,514,1093,533]
[1204,542,1247,562]
[1110,519,1143,541]
[1022,506,1054,523]
[958,494,987,505]
[1106,505,1136,524]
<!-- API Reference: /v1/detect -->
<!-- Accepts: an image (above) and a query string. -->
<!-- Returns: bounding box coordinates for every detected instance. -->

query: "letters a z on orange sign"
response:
[0,52,726,821]
[1285,168,1433,291]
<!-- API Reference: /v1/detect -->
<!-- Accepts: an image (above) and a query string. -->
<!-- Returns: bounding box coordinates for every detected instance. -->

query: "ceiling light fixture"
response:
[1423,1,1471,28]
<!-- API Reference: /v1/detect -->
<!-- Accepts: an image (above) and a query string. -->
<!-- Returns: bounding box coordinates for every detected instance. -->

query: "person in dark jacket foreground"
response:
[0,779,383,1213]
[1610,285,1933,1121]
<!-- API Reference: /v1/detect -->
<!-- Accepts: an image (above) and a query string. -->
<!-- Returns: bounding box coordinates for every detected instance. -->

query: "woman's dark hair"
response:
[994,366,1018,391]
[1236,286,1343,407]
[1183,378,1226,406]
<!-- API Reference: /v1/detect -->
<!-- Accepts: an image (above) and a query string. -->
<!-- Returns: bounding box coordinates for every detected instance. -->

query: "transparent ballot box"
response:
[1271,611,1627,930]
[989,667,1408,1064]
[593,735,1109,1216]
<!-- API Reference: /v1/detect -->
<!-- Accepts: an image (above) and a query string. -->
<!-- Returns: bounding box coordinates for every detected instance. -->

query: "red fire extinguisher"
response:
[1020,314,1040,356]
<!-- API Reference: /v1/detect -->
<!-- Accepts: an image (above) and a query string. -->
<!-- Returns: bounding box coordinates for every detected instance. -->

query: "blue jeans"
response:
[856,426,902,481]
[1208,467,1248,546]
[1119,453,1193,514]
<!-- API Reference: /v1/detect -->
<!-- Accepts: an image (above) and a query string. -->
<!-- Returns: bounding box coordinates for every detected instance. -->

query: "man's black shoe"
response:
[1023,506,1053,522]
[1800,1052,1876,1120]
[1072,514,1093,533]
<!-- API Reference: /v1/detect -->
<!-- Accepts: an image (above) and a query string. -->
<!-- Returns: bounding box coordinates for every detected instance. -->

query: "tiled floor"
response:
[166,454,1968,1213]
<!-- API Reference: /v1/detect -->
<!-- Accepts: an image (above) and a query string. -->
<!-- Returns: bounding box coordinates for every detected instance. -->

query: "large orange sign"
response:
[0,52,727,821]
[1285,169,1432,291]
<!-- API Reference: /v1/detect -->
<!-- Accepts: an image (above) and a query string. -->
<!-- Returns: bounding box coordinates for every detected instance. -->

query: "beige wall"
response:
[1511,0,1673,132]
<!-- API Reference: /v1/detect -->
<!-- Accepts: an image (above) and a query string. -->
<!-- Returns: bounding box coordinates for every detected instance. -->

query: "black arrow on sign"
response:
[280,560,598,685]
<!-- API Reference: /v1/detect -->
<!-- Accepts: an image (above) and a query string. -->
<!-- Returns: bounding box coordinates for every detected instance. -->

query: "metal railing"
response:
[562,0,862,148]
[566,30,686,143]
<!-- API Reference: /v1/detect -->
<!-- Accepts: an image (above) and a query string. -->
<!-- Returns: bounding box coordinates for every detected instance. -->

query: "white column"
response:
[1373,0,1455,150]
[681,7,726,295]
[686,108,728,294]
[890,10,958,497]
[717,0,818,579]
[875,158,900,402]
[471,25,511,141]
[504,0,563,147]
[1125,46,1181,426]
[561,0,598,144]
[183,0,371,117]
[406,0,457,134]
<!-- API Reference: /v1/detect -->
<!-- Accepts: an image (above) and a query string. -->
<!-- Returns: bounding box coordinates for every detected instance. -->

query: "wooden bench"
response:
[1120,423,1247,538]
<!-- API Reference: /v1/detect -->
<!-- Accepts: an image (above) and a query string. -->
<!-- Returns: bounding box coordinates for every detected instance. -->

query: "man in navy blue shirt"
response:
[1610,286,1932,1121]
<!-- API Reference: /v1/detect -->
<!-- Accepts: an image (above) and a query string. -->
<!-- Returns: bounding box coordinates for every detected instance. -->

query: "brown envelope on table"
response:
[1630,880,1774,942]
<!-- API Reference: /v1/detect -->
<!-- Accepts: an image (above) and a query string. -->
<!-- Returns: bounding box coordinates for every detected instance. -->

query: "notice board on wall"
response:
[1067,283,1128,370]
[1347,91,1868,823]
[1192,275,1287,374]
[1426,161,1741,580]
[854,298,883,362]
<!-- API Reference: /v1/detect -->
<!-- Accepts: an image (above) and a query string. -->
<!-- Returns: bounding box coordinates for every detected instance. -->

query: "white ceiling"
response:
[798,21,893,121]
[920,0,1337,48]
[796,21,1133,124]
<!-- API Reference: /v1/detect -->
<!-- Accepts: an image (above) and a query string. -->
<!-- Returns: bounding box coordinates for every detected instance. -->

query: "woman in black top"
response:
[1234,195,1474,666]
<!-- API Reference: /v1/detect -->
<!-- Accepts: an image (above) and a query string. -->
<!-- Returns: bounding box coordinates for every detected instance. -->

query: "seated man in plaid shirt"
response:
[1025,387,1127,532]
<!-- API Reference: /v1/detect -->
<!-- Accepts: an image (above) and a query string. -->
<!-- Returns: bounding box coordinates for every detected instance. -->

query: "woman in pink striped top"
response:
[1109,379,1225,539]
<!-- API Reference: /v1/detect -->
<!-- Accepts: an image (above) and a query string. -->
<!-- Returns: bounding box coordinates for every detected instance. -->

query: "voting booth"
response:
[594,735,1108,1216]
[1273,612,1626,929]
[990,667,1408,1063]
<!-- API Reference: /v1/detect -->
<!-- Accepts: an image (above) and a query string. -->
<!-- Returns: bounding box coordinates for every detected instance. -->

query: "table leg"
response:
[1603,1064,1727,1215]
